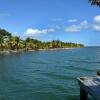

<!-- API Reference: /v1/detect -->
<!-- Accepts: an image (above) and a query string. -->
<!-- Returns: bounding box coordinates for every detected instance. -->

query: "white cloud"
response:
[68,19,78,23]
[65,25,80,32]
[93,15,100,32]
[80,20,89,28]
[65,20,89,33]
[93,25,100,31]
[94,15,100,23]
[24,28,55,36]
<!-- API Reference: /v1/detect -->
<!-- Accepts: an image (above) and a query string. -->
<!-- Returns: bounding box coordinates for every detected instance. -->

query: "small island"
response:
[0,28,84,54]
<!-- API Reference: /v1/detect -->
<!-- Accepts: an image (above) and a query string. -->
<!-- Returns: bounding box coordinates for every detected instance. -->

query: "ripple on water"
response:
[0,47,100,100]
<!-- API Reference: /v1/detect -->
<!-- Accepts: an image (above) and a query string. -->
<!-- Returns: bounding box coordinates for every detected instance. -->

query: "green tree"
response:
[0,29,11,50]
[0,28,84,51]
[89,0,100,6]
[8,36,21,50]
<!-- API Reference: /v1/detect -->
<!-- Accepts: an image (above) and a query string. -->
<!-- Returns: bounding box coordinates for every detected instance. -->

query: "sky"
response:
[0,0,100,46]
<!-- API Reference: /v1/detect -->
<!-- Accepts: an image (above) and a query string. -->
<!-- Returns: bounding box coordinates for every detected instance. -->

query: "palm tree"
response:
[0,28,11,50]
[0,28,84,51]
[89,0,100,6]
[8,36,20,50]
[0,37,4,50]
[14,36,20,50]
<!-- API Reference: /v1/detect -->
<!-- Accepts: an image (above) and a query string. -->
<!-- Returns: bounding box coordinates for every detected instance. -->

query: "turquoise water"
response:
[0,47,100,100]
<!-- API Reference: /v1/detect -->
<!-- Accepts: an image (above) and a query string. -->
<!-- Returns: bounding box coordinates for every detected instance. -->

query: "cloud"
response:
[80,20,89,28]
[93,15,100,32]
[65,25,80,32]
[93,25,100,31]
[24,28,55,36]
[68,19,78,23]
[94,15,100,23]
[65,20,89,33]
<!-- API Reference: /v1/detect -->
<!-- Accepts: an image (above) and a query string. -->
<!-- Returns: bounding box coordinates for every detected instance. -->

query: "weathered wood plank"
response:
[78,77,100,100]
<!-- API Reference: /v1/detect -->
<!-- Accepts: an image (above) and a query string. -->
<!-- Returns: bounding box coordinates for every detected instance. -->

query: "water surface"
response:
[0,47,100,100]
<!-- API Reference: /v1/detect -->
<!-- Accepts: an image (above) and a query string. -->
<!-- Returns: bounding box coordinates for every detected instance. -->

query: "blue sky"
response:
[0,0,100,46]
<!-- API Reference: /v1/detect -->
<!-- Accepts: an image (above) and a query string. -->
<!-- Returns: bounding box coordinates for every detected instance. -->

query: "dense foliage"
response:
[0,28,84,51]
[89,0,100,6]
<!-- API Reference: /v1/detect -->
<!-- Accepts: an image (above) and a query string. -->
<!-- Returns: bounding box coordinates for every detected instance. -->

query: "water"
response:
[0,47,100,100]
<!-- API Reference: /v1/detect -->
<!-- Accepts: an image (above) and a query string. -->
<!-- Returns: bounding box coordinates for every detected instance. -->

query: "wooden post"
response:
[97,71,100,76]
[80,87,88,100]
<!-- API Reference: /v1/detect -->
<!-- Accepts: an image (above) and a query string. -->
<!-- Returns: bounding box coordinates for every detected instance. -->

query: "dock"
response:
[78,71,100,100]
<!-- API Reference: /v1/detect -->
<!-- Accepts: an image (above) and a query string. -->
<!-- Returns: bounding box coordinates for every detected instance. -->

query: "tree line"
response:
[0,28,84,51]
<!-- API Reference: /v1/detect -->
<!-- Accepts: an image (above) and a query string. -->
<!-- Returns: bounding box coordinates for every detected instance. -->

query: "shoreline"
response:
[38,48,76,51]
[0,47,82,54]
